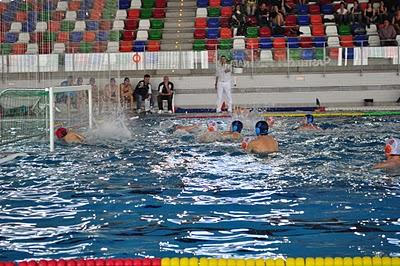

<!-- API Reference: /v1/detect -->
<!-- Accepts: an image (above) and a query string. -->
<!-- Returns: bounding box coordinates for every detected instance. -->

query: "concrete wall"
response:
[3,72,400,107]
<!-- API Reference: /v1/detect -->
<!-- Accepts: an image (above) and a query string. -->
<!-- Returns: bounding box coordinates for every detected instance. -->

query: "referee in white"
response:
[215,55,233,113]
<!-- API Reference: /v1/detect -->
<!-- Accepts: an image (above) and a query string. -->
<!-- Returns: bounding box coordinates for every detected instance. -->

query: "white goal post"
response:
[48,85,93,152]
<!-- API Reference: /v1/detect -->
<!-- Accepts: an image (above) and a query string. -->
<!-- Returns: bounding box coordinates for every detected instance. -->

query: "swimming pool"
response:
[0,115,399,261]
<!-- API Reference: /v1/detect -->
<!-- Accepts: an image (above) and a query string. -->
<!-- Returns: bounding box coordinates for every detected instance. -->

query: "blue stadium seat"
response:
[207,28,219,39]
[233,50,246,61]
[119,0,131,9]
[134,40,146,52]
[343,48,354,59]
[83,0,94,9]
[288,37,300,48]
[97,31,109,41]
[77,10,88,20]
[197,0,208,7]
[70,32,83,42]
[354,35,368,46]
[5,32,18,43]
[302,49,315,60]
[42,1,54,10]
[28,11,37,22]
[297,4,309,15]
[321,4,333,14]
[207,18,220,28]
[297,15,310,26]
[22,21,36,32]
[221,0,233,6]
[8,1,19,11]
[259,38,273,49]
[86,21,99,31]
[2,11,15,23]
[313,36,326,47]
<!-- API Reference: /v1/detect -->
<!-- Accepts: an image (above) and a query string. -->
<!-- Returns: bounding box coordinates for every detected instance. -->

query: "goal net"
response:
[0,85,92,151]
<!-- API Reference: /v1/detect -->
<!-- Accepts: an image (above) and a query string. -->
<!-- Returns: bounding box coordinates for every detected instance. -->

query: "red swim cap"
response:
[55,127,67,139]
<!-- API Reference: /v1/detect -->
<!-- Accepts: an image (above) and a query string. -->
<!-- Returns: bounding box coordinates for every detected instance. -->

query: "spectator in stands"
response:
[104,78,119,103]
[378,19,398,46]
[335,2,349,25]
[157,76,174,114]
[349,0,363,23]
[231,4,247,36]
[270,5,285,35]
[89,77,103,112]
[255,2,271,26]
[120,77,135,110]
[134,74,154,113]
[364,2,377,27]
[246,0,257,16]
[283,0,295,14]
[392,9,400,34]
[377,1,389,24]
[76,76,83,86]
[61,75,74,86]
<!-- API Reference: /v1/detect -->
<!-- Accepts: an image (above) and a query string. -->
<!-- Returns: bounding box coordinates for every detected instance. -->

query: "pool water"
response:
[0,115,399,261]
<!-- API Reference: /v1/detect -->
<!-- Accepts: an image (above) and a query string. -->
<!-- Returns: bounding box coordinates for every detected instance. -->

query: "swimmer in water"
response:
[55,127,85,144]
[296,114,322,131]
[242,120,278,154]
[173,124,202,134]
[219,120,243,142]
[266,116,275,127]
[198,121,221,143]
[374,137,400,169]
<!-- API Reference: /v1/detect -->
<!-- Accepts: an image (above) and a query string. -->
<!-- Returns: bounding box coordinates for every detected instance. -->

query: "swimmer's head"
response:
[255,121,269,136]
[305,114,314,124]
[385,137,400,156]
[267,116,275,127]
[55,127,67,139]
[231,120,243,133]
[207,121,218,132]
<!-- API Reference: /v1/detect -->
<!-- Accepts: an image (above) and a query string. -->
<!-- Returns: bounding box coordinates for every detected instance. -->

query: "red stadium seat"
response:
[66,42,80,53]
[220,17,230,27]
[128,9,141,18]
[209,0,221,6]
[309,4,321,14]
[125,19,138,30]
[57,32,69,42]
[259,27,271,37]
[15,11,27,22]
[195,18,207,28]
[12,43,27,54]
[83,32,96,42]
[329,47,339,59]
[220,27,232,38]
[123,30,136,41]
[246,38,259,49]
[206,39,218,50]
[194,29,206,39]
[273,37,286,48]
[100,20,113,30]
[310,15,322,25]
[153,8,166,18]
[221,7,233,17]
[312,25,325,36]
[340,35,353,47]
[90,10,102,20]
[155,0,167,8]
[39,43,52,54]
[273,49,287,61]
[147,40,160,51]
[92,42,108,53]
[49,21,61,32]
[120,40,133,52]
[300,36,313,48]
[285,15,297,26]
[69,1,81,10]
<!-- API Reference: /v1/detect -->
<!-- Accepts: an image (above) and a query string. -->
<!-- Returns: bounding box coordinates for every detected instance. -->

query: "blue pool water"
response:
[0,115,400,261]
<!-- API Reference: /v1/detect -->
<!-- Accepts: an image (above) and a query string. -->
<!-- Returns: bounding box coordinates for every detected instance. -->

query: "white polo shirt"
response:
[216,63,232,83]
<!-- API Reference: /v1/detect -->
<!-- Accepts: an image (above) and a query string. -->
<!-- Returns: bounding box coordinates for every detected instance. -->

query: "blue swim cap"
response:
[255,121,269,136]
[306,114,314,124]
[231,120,243,133]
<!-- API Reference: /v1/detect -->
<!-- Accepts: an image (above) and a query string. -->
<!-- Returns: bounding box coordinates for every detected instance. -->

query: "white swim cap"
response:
[385,138,400,155]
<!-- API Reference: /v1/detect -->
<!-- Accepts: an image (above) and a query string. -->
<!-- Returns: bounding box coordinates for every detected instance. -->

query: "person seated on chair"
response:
[220,120,243,142]
[134,74,154,113]
[157,76,174,114]
[374,137,400,169]
[105,78,119,103]
[120,77,134,110]
[55,127,85,144]
[242,120,279,154]
[378,19,398,46]
[296,114,322,131]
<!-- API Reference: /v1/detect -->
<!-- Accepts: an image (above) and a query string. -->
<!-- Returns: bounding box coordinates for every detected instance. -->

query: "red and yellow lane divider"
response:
[1,257,400,266]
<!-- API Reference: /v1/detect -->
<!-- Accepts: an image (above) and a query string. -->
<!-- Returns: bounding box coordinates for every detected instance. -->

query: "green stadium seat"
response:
[289,49,301,60]
[79,42,93,53]
[61,21,75,32]
[43,32,57,42]
[193,40,206,50]
[150,19,164,29]
[148,29,162,40]
[315,48,326,60]
[246,27,259,38]
[219,39,232,49]
[39,11,51,21]
[142,0,155,8]
[208,7,220,17]
[19,2,33,11]
[218,49,231,60]
[103,10,116,19]
[109,30,122,41]
[1,44,12,55]
[338,24,351,35]
[141,8,153,19]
